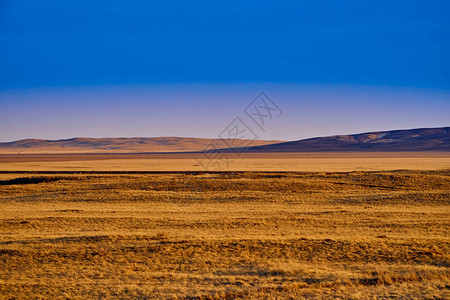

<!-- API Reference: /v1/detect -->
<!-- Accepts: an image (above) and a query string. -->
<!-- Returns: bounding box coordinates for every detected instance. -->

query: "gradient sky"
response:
[0,0,449,142]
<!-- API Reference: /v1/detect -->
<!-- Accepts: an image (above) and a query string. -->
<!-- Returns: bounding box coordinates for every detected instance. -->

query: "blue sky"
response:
[0,0,449,141]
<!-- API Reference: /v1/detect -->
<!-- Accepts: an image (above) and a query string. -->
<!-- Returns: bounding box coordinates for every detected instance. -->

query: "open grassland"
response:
[0,171,449,299]
[0,152,449,172]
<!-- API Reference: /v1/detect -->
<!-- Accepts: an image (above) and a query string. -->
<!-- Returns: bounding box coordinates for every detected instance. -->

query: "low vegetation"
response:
[0,170,449,299]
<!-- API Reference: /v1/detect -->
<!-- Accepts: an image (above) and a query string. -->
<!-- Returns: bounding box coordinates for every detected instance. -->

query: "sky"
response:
[0,0,449,142]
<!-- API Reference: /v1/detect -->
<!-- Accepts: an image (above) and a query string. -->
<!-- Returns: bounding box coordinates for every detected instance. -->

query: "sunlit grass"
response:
[0,170,449,299]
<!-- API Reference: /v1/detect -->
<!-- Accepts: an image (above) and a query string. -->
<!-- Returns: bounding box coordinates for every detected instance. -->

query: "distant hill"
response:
[0,137,284,154]
[1,127,448,154]
[244,127,450,152]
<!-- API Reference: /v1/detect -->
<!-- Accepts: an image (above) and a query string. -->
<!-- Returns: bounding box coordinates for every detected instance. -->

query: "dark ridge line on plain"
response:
[0,151,204,156]
[0,149,449,156]
[0,169,445,175]
[0,170,325,174]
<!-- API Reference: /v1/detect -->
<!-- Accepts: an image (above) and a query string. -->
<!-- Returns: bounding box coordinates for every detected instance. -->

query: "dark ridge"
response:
[0,176,64,185]
[0,170,448,175]
[243,126,450,152]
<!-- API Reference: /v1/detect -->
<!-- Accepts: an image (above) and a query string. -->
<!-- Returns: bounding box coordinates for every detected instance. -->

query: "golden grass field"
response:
[0,169,449,299]
[0,152,449,172]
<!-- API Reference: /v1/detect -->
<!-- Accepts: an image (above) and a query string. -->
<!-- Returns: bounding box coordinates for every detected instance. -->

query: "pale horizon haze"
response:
[1,1,449,142]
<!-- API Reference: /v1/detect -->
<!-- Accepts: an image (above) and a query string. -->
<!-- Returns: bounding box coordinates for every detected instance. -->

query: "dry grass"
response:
[0,152,449,172]
[0,170,449,299]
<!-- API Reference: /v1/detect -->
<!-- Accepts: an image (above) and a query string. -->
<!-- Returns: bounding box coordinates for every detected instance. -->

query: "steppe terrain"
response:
[0,170,449,299]
[0,127,449,299]
[0,152,450,172]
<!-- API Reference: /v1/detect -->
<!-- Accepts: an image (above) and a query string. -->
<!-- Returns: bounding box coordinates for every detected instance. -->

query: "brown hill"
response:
[0,137,284,154]
[1,127,448,154]
[244,127,450,152]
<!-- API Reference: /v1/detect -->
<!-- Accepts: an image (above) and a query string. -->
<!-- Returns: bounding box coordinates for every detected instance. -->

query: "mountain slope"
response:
[1,127,448,154]
[244,127,450,152]
[0,137,284,154]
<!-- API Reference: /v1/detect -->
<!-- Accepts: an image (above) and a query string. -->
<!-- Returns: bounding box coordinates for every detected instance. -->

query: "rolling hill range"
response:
[244,127,450,152]
[0,137,283,154]
[0,127,448,154]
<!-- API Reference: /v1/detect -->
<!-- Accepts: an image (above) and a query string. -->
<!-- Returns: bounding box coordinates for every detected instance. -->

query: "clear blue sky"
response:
[0,0,449,142]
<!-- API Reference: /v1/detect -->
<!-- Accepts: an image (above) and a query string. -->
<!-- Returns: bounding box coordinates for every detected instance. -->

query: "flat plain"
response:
[0,169,449,299]
[0,152,449,172]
